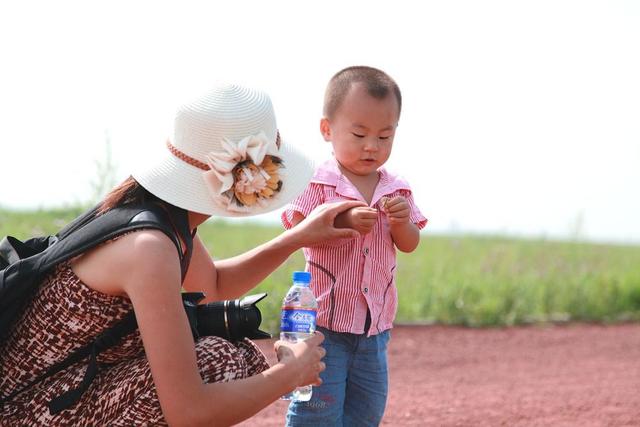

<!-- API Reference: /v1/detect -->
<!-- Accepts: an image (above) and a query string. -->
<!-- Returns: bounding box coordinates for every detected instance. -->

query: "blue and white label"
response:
[280,308,317,333]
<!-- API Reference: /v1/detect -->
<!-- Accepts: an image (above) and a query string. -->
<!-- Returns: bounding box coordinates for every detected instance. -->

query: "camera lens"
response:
[195,293,271,342]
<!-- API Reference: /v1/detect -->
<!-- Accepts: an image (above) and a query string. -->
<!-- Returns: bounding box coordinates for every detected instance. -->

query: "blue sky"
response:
[1,0,639,244]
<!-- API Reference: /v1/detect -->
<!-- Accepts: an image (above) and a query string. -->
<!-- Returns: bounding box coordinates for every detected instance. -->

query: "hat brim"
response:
[132,138,314,217]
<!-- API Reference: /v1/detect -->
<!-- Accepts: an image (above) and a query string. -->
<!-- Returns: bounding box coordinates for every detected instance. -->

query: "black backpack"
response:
[0,202,193,414]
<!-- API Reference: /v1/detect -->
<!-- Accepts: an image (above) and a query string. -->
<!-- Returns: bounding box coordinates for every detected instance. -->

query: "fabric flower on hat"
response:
[202,131,284,212]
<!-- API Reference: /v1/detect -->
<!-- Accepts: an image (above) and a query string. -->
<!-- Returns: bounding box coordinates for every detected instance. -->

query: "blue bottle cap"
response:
[292,271,311,283]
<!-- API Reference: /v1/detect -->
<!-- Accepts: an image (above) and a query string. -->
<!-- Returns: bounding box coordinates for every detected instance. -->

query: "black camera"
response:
[182,292,272,342]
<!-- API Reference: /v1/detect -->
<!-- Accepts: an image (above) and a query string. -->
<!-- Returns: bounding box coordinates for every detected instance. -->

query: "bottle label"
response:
[280,308,317,333]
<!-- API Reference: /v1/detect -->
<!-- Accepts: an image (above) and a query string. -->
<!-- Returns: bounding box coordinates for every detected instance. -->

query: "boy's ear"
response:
[320,118,332,142]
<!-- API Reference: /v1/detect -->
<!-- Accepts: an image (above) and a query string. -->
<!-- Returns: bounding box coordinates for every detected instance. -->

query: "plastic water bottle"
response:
[280,271,318,402]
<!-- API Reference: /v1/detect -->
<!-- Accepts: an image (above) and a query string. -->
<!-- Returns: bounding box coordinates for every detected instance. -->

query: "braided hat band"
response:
[166,131,281,171]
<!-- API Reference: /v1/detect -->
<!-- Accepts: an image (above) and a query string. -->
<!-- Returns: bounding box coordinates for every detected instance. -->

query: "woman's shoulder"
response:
[71,228,181,296]
[106,229,182,276]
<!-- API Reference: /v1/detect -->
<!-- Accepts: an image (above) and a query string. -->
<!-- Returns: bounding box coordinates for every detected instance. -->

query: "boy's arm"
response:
[383,196,421,253]
[334,206,378,235]
[389,221,420,253]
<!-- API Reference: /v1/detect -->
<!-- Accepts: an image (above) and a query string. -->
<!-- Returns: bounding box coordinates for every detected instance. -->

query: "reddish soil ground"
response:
[237,323,640,426]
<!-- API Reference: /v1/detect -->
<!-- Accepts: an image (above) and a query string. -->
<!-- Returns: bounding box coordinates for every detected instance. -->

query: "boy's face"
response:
[320,82,399,179]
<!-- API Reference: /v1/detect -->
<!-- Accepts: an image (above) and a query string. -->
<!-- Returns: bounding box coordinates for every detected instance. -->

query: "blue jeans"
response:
[286,327,391,427]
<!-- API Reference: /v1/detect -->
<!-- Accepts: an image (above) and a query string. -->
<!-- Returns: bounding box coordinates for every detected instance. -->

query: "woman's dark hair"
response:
[97,176,160,215]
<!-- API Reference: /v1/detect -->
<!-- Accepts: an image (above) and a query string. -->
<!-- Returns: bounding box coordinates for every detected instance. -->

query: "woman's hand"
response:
[274,332,327,388]
[289,200,366,247]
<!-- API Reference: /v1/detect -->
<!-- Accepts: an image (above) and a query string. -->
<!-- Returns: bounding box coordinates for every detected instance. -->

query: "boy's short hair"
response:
[323,66,402,119]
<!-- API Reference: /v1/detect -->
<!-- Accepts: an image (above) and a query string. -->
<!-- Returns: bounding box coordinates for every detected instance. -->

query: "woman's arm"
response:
[109,230,326,426]
[183,200,365,301]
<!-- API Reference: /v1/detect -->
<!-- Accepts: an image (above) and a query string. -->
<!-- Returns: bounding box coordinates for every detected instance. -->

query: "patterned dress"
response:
[0,260,270,425]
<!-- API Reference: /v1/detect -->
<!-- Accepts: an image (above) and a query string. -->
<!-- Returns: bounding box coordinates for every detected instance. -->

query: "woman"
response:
[0,84,363,425]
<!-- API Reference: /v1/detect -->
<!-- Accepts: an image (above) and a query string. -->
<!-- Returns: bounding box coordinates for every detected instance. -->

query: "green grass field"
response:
[2,207,639,333]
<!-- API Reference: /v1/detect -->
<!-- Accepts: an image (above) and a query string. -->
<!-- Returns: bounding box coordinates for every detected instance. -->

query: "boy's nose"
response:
[364,138,379,151]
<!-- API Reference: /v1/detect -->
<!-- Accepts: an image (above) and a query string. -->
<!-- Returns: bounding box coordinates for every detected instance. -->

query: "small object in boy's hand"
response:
[379,197,390,210]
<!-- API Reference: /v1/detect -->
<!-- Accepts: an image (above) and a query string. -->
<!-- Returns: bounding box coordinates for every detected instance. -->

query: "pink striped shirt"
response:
[282,158,427,336]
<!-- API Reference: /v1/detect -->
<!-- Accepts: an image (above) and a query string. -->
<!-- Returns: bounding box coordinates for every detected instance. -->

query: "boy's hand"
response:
[382,196,411,226]
[337,206,378,235]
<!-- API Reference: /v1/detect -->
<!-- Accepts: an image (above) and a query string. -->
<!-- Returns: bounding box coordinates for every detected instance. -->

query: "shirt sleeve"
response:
[398,189,428,230]
[281,183,325,229]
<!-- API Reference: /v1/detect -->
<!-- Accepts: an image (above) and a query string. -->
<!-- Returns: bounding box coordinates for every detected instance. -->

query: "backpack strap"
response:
[55,205,101,241]
[0,202,194,414]
[145,201,194,281]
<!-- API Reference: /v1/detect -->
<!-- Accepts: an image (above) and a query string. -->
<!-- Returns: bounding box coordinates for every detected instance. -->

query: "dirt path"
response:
[237,323,640,426]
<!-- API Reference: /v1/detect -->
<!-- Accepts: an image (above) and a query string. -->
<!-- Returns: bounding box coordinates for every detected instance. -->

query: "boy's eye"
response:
[352,133,365,138]
[379,136,390,140]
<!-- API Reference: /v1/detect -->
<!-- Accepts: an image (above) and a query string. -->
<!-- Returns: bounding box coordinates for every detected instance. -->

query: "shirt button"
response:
[364,287,369,293]
[363,247,370,256]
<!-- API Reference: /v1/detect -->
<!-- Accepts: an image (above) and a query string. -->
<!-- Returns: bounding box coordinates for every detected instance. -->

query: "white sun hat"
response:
[132,84,314,217]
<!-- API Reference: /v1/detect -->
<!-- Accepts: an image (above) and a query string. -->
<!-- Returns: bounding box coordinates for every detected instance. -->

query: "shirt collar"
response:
[311,157,412,204]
